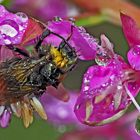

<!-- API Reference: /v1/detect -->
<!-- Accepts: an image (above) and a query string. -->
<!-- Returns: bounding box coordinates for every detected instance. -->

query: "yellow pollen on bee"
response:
[50,47,68,68]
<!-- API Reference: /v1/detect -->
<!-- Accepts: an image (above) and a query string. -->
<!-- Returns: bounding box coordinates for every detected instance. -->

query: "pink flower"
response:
[74,33,140,126]
[0,5,28,45]
[0,5,97,128]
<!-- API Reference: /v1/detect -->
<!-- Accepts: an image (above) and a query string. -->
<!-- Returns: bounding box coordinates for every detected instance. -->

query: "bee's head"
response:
[50,43,78,71]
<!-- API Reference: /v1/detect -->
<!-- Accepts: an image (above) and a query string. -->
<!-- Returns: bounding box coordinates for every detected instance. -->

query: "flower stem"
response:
[124,84,140,113]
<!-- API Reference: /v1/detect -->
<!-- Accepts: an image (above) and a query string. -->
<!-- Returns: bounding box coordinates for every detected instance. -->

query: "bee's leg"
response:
[35,27,73,55]
[6,45,29,57]
[58,25,74,50]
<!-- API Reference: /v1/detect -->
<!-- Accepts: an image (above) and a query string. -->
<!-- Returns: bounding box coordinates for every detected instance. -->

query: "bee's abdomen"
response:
[29,62,63,89]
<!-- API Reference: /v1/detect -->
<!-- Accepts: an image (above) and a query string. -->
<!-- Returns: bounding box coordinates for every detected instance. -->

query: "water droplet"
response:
[102,82,109,87]
[0,24,18,37]
[54,16,62,21]
[75,104,80,110]
[84,78,89,85]
[16,12,28,22]
[95,48,111,66]
[69,17,75,23]
[4,39,11,45]
[19,25,24,31]
[78,26,86,32]
[110,75,115,81]
[135,115,140,135]
[132,46,140,56]
[95,44,114,66]
[95,56,110,66]
[83,86,89,91]
[117,85,122,90]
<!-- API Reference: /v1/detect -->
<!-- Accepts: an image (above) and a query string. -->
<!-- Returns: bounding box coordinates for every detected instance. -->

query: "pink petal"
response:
[0,110,11,128]
[95,34,115,66]
[74,57,135,126]
[40,92,78,124]
[45,20,98,60]
[120,13,140,47]
[0,5,28,45]
[127,46,140,70]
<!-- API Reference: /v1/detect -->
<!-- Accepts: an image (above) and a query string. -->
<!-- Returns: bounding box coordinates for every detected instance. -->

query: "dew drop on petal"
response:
[78,26,86,33]
[54,16,63,21]
[19,25,24,31]
[135,115,140,135]
[128,46,140,70]
[132,46,140,56]
[68,17,75,23]
[95,47,112,66]
[75,104,80,110]
[16,12,28,22]
[4,39,11,45]
[0,24,18,37]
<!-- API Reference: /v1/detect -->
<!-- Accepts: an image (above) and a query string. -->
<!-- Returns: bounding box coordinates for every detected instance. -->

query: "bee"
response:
[0,23,78,127]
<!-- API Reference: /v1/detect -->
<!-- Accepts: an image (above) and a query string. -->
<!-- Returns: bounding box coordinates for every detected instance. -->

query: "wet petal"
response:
[74,90,129,126]
[45,20,98,60]
[0,109,11,128]
[80,60,123,95]
[120,13,140,47]
[0,5,28,45]
[74,58,132,126]
[127,45,140,70]
[95,34,115,66]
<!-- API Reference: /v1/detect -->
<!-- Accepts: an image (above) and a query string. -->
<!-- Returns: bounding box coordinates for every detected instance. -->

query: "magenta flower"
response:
[0,5,98,128]
[74,33,140,126]
[0,5,28,45]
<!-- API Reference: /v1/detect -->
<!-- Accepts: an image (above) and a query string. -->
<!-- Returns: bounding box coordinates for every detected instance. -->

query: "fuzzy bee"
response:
[0,24,78,127]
